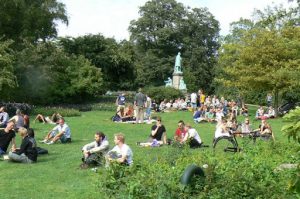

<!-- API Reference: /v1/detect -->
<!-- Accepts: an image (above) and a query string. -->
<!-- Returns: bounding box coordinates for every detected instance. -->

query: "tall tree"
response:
[0,40,17,100]
[129,0,219,91]
[59,35,136,90]
[216,4,300,109]
[0,0,68,44]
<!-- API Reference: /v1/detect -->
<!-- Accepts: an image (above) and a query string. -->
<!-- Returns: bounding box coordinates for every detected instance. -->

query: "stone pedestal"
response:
[172,72,183,89]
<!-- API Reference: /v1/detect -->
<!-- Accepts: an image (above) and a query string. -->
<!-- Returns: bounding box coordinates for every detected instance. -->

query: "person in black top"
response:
[137,117,167,147]
[8,127,38,163]
[0,120,16,155]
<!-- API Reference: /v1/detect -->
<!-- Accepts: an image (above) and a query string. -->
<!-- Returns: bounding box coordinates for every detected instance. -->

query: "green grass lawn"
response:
[0,108,298,198]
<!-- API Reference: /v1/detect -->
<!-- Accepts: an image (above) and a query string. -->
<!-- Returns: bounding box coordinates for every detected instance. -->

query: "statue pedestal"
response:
[172,72,183,89]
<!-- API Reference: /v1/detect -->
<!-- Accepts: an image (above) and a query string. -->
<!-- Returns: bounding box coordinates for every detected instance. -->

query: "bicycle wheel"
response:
[213,136,239,153]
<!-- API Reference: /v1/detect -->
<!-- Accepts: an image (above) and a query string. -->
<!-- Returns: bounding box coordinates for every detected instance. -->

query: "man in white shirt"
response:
[0,107,9,128]
[41,118,71,144]
[106,133,133,166]
[81,132,109,167]
[183,124,203,148]
[190,92,198,111]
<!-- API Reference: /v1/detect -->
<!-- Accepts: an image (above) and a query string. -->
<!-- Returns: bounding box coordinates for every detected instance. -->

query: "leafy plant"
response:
[281,107,300,143]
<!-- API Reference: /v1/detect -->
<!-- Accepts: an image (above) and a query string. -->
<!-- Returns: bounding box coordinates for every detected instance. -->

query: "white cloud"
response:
[57,0,297,40]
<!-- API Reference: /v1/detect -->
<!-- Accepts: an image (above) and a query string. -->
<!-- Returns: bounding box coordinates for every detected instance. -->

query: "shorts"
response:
[60,135,71,143]
[191,103,197,108]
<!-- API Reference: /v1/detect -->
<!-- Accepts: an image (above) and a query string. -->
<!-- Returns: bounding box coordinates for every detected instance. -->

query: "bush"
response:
[32,107,81,117]
[144,86,184,103]
[97,143,298,198]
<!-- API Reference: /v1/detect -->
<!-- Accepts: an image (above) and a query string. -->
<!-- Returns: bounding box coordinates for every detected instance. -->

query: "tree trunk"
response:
[274,88,279,116]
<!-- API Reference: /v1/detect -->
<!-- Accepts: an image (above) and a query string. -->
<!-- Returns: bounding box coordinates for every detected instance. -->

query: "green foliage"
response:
[129,0,219,91]
[59,35,136,90]
[0,40,17,100]
[282,107,300,143]
[0,0,68,44]
[32,107,81,117]
[144,86,184,103]
[215,5,300,107]
[13,42,103,104]
[0,109,298,198]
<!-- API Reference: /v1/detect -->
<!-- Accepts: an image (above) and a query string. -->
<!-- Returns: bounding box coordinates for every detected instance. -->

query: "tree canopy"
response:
[129,0,220,91]
[215,5,300,107]
[0,0,68,44]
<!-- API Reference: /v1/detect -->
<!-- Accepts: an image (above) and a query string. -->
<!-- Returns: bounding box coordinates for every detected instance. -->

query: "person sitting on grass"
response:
[106,133,133,166]
[40,118,71,144]
[174,120,187,143]
[81,132,109,168]
[0,120,16,155]
[182,124,204,148]
[34,113,62,124]
[240,118,252,136]
[137,116,167,147]
[0,106,9,128]
[204,108,216,123]
[254,118,275,141]
[8,127,37,164]
[9,109,24,130]
[121,104,135,122]
[214,118,230,141]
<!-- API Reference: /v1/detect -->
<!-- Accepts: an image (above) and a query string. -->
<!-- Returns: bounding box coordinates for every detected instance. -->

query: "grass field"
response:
[0,107,298,198]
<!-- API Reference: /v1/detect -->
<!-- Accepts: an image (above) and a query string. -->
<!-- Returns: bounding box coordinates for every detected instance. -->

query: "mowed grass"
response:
[0,107,297,199]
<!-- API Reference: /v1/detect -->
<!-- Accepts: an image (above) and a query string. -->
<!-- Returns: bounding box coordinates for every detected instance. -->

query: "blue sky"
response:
[57,0,296,40]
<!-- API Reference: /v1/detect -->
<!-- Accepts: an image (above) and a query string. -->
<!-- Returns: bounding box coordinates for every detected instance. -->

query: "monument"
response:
[165,52,187,91]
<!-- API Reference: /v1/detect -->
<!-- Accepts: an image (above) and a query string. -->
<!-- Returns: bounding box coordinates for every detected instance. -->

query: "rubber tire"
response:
[180,164,205,185]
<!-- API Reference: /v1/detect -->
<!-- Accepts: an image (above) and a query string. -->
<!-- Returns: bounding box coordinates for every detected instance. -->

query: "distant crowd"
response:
[0,89,275,170]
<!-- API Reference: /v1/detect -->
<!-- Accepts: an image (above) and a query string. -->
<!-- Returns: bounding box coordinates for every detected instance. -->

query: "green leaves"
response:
[282,107,300,143]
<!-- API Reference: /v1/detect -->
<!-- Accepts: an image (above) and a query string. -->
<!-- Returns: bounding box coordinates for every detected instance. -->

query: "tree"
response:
[59,35,136,90]
[129,0,219,92]
[14,42,103,104]
[0,0,68,44]
[0,40,17,100]
[215,5,300,109]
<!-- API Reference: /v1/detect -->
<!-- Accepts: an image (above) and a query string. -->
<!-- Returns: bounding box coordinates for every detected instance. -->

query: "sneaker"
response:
[46,141,54,145]
[39,140,49,144]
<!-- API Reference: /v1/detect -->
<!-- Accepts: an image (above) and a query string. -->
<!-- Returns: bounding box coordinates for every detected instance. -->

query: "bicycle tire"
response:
[180,164,205,185]
[213,136,239,152]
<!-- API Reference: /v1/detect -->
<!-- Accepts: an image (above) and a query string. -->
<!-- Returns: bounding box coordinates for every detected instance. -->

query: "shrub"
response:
[97,143,298,198]
[32,107,81,117]
[144,86,184,103]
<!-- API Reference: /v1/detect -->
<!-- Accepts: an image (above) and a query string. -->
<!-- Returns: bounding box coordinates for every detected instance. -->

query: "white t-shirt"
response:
[52,123,71,138]
[215,112,224,121]
[188,128,202,144]
[110,144,133,165]
[214,124,230,138]
[191,93,197,104]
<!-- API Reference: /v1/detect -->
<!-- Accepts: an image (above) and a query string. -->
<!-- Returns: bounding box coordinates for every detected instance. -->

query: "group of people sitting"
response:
[255,106,276,120]
[158,98,188,112]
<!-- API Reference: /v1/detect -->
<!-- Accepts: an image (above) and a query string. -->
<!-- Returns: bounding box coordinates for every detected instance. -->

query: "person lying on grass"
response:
[8,127,37,164]
[34,112,62,124]
[40,118,71,144]
[137,116,167,147]
[81,132,109,168]
[106,133,133,166]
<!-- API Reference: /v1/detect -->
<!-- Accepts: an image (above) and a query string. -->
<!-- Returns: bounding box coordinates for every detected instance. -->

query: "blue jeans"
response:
[8,152,33,163]
[0,147,5,155]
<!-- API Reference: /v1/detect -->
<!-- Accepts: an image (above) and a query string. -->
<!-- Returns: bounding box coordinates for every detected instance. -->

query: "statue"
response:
[179,78,186,90]
[174,52,182,73]
[164,77,173,87]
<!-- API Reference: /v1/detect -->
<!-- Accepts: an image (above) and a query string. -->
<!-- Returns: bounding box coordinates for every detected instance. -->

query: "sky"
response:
[57,0,297,41]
